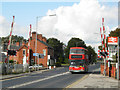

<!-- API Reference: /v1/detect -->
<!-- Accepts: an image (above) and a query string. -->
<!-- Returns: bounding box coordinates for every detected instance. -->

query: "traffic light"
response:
[8,50,16,56]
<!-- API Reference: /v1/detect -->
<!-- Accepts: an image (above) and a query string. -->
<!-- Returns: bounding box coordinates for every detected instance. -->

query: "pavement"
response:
[0,67,64,80]
[67,68,120,88]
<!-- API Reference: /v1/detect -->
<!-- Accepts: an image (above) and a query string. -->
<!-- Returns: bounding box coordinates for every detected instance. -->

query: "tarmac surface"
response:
[1,62,120,89]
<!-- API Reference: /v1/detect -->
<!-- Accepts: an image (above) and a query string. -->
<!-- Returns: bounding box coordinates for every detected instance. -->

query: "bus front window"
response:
[70,60,85,67]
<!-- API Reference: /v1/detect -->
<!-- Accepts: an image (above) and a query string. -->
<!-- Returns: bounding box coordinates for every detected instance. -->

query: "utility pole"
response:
[35,17,38,71]
[117,37,119,80]
[35,14,56,70]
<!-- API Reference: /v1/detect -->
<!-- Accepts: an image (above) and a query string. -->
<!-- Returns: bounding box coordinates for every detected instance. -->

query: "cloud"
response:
[36,0,118,53]
[37,0,117,50]
[1,0,118,52]
[0,16,10,37]
[0,16,28,39]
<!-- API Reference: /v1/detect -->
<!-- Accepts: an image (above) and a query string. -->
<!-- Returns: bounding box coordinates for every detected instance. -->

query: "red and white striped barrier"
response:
[27,24,32,64]
[107,50,109,58]
[102,18,107,52]
[5,16,15,63]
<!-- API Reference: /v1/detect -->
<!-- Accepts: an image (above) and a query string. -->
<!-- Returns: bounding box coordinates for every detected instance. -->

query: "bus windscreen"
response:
[70,60,84,66]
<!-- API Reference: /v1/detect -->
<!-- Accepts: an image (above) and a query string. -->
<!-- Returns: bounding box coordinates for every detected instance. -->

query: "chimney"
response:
[22,42,25,46]
[42,37,47,43]
[32,32,37,39]
[16,42,20,46]
[37,34,42,41]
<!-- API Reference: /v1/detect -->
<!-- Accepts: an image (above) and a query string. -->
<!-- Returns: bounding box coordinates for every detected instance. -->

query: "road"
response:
[1,62,100,89]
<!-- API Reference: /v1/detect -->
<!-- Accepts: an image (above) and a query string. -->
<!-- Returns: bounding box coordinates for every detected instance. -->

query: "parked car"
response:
[29,65,43,69]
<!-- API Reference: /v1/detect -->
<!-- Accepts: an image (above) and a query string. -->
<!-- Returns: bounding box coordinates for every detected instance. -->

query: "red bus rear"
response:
[69,47,89,73]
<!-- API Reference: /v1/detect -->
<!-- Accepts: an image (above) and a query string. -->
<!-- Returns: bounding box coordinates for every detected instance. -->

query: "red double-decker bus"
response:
[69,47,89,73]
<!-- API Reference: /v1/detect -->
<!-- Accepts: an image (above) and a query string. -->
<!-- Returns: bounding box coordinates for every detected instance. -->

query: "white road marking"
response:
[8,71,70,88]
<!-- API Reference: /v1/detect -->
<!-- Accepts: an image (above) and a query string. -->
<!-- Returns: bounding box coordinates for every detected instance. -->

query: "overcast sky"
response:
[0,0,119,52]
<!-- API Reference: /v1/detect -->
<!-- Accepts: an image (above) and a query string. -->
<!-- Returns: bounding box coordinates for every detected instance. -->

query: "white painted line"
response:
[8,71,70,88]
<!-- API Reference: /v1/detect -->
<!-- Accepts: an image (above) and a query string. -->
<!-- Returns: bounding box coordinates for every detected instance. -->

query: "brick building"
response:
[9,32,54,67]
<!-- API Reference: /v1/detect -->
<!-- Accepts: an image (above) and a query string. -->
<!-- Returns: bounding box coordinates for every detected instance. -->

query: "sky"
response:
[0,0,119,52]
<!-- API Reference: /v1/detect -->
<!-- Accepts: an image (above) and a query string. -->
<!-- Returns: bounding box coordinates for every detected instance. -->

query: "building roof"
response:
[18,45,28,51]
[37,39,53,49]
[10,45,20,50]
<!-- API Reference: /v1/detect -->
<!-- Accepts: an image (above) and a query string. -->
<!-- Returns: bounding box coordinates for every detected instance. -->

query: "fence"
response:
[101,63,120,80]
[0,63,29,75]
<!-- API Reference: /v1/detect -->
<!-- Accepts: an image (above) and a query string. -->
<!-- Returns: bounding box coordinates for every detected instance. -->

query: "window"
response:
[43,49,46,56]
[70,49,84,54]
[23,49,26,56]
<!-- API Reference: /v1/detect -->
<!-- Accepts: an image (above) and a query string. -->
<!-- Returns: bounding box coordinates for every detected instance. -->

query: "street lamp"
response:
[35,14,56,71]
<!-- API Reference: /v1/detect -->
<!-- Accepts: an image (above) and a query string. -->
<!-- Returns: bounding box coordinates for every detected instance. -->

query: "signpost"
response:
[33,53,44,70]
[39,54,44,59]
[117,37,119,80]
[33,53,39,56]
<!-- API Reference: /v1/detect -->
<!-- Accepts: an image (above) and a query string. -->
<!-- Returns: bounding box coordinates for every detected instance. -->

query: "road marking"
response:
[65,74,89,88]
[8,71,70,88]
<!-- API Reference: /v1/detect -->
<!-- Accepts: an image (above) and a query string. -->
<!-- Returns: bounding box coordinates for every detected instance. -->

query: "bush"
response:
[64,58,69,64]
[55,62,61,67]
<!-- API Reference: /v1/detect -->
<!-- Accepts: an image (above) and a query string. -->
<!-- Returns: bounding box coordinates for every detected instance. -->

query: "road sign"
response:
[33,53,38,56]
[108,37,118,45]
[39,54,44,58]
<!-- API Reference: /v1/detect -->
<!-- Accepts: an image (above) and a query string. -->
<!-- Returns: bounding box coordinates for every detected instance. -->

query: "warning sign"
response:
[108,37,118,45]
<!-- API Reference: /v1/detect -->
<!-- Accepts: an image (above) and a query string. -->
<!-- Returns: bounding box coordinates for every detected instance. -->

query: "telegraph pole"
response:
[117,37,119,80]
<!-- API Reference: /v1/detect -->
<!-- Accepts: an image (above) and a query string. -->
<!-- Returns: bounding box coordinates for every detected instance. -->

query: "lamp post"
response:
[35,14,56,71]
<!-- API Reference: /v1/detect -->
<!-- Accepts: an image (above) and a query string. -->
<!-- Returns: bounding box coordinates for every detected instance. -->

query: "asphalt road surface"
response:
[1,62,100,89]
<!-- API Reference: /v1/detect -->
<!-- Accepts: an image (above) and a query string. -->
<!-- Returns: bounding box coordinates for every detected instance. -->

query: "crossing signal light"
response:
[100,52,108,56]
[100,52,106,57]
[8,50,16,56]
[105,52,108,55]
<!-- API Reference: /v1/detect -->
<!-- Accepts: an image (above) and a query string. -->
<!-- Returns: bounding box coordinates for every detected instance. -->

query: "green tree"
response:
[1,35,27,44]
[64,37,87,62]
[87,46,97,64]
[109,28,120,37]
[47,38,64,64]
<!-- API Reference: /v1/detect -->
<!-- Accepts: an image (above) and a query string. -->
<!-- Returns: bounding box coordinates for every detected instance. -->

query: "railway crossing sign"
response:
[108,37,118,45]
